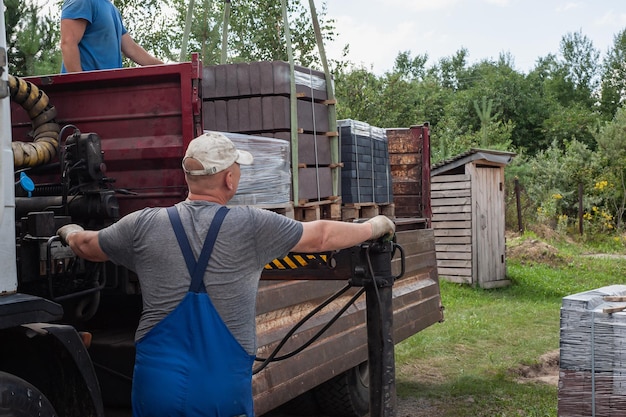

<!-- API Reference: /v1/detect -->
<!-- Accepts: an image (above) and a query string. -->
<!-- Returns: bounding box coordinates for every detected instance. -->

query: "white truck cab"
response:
[0,0,18,294]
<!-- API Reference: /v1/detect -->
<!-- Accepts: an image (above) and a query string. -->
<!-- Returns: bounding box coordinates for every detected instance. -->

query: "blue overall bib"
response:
[132,206,255,417]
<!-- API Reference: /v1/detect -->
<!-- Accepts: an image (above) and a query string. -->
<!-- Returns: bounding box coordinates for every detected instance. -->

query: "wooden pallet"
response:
[341,203,395,221]
[239,202,296,219]
[294,198,342,221]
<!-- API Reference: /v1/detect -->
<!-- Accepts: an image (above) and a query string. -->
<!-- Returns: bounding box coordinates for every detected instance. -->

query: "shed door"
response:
[474,165,506,285]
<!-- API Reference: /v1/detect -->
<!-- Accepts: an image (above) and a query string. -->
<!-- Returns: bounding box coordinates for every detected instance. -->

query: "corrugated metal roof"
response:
[431,148,516,176]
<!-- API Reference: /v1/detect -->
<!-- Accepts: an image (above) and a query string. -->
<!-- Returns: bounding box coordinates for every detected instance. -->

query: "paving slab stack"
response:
[202,62,334,202]
[559,285,626,416]
[219,132,291,207]
[337,119,393,205]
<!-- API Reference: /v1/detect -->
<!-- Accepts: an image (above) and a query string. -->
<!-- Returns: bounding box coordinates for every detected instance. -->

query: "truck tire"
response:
[272,390,322,416]
[0,371,58,417]
[313,361,369,417]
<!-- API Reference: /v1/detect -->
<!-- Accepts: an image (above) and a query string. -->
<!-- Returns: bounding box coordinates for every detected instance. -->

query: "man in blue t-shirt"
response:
[60,0,163,73]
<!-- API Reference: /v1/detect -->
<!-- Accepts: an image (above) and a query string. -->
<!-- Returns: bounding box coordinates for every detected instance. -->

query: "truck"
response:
[2,42,443,417]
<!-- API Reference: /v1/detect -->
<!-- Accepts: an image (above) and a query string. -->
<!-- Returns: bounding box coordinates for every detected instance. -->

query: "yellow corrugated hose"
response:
[8,74,60,168]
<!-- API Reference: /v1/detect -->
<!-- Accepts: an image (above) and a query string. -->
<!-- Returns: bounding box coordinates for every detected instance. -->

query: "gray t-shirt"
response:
[98,200,303,354]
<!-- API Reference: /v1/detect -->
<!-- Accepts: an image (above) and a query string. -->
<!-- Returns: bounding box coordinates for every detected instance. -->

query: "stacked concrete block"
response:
[202,61,335,203]
[338,119,393,205]
[559,285,626,416]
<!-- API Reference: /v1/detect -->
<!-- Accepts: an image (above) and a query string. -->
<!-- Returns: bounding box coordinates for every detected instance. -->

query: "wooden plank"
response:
[395,228,436,254]
[432,212,471,222]
[436,244,471,252]
[438,275,472,284]
[431,174,470,183]
[435,236,472,244]
[437,267,472,277]
[431,189,471,199]
[431,197,471,206]
[604,296,626,302]
[432,205,471,214]
[434,229,471,237]
[603,305,626,314]
[436,251,472,260]
[432,220,471,229]
[437,259,472,268]
[395,238,436,256]
[431,181,471,191]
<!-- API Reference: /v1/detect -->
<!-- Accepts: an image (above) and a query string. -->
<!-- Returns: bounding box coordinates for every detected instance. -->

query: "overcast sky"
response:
[323,0,626,75]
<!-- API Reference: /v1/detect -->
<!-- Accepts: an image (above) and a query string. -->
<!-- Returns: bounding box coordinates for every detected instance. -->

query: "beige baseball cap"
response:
[182,131,253,176]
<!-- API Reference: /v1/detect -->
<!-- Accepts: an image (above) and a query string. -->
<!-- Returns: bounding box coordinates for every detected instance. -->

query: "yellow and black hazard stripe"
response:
[264,253,328,270]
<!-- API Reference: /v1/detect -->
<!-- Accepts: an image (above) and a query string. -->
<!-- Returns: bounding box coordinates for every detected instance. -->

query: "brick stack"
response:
[202,62,335,202]
[338,119,393,205]
[559,285,626,416]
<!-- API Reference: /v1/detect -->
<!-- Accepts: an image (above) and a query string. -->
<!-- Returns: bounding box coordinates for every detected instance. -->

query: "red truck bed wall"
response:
[11,56,202,216]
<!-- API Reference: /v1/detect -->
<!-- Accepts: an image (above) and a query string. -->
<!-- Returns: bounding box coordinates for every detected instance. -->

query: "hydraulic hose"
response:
[8,74,60,168]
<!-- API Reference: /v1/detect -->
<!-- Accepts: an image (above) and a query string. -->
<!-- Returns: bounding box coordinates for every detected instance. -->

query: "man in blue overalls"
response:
[58,131,396,416]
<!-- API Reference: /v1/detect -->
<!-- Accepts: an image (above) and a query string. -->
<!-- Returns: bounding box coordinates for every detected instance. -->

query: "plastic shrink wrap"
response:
[215,131,291,206]
[559,285,626,416]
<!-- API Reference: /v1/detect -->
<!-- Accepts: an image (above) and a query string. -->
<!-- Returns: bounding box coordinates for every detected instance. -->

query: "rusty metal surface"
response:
[10,57,203,216]
[387,125,431,220]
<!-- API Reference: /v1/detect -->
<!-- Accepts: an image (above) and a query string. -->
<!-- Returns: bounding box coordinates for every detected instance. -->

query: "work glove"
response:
[365,215,396,241]
[57,224,84,245]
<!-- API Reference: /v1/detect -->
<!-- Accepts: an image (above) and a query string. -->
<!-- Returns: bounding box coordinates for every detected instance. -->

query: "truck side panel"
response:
[11,58,202,216]
[253,228,442,415]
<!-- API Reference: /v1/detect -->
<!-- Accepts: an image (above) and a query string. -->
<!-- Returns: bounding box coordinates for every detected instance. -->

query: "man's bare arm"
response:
[121,33,163,66]
[65,230,109,262]
[60,18,87,72]
[291,215,395,253]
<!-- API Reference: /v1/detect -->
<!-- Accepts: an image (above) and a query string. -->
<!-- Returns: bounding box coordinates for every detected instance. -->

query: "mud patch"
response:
[395,397,446,417]
[398,362,446,385]
[510,349,560,386]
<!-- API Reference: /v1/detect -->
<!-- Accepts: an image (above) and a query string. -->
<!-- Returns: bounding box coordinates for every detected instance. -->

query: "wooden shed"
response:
[430,149,515,288]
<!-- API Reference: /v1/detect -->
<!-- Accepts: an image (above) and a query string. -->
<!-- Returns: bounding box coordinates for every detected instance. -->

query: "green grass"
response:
[394,233,626,416]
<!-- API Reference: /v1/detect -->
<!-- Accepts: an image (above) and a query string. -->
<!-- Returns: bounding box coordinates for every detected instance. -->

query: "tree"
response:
[541,102,599,150]
[473,96,494,147]
[333,64,382,123]
[560,31,600,102]
[164,0,335,67]
[5,0,61,76]
[429,48,468,90]
[113,0,179,63]
[599,28,626,121]
[542,31,600,109]
[435,58,544,154]
[594,106,626,229]
[393,50,428,82]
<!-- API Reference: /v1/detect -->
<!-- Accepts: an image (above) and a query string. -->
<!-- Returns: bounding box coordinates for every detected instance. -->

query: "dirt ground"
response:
[394,349,560,416]
[506,230,571,267]
[509,349,560,386]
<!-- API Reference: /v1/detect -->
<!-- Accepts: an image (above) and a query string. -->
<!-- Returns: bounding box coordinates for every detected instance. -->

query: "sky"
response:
[322,0,626,75]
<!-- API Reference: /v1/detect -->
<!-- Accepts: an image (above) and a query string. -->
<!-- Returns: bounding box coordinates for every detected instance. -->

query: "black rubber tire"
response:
[0,371,58,417]
[272,389,322,416]
[313,362,369,417]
